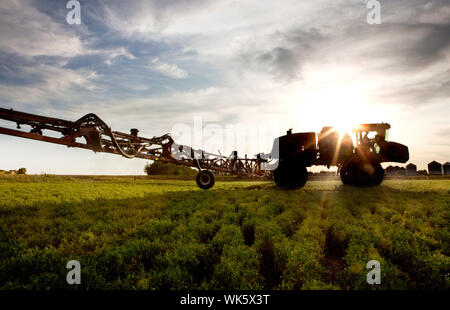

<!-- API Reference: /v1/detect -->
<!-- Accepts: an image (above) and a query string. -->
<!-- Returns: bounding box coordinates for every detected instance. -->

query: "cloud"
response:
[0,0,449,172]
[371,68,450,107]
[350,22,450,73]
[104,47,136,65]
[239,28,323,81]
[0,0,86,57]
[147,58,188,79]
[98,0,211,39]
[0,61,101,116]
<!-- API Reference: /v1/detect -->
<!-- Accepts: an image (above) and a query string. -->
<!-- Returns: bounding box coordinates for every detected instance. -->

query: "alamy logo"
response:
[366,0,381,25]
[366,260,381,284]
[66,260,81,285]
[66,0,81,25]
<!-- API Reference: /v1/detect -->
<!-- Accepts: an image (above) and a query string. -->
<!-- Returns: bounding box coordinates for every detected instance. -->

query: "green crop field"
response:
[0,175,449,290]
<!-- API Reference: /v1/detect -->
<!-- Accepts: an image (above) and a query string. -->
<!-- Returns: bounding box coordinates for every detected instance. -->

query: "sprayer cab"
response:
[352,123,409,164]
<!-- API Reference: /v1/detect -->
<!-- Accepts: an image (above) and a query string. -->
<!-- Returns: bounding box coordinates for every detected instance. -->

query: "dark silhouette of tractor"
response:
[0,107,409,190]
[273,123,409,188]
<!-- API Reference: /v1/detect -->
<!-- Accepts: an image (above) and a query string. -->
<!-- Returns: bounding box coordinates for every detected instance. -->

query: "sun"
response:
[332,122,355,137]
[287,83,384,142]
[312,88,369,137]
[324,105,359,138]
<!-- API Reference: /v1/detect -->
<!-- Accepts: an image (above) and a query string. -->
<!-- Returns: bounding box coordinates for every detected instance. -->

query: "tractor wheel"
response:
[273,159,308,189]
[370,162,384,185]
[340,164,355,185]
[340,156,384,187]
[352,161,384,187]
[196,170,215,189]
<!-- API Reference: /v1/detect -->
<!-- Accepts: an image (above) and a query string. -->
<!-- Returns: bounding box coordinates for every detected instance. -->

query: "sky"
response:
[0,0,449,174]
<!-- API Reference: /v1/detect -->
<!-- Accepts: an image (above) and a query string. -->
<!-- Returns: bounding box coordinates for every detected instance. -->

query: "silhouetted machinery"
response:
[273,124,409,188]
[0,107,268,189]
[0,107,408,189]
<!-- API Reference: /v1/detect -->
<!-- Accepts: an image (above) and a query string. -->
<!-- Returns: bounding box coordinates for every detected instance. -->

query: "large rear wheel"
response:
[340,164,355,185]
[370,162,384,185]
[340,157,384,187]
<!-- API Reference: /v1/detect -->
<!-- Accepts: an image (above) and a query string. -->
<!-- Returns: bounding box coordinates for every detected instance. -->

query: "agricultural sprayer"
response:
[0,107,408,189]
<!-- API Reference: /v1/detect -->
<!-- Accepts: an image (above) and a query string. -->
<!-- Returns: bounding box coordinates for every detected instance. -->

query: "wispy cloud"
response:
[147,58,188,79]
[0,0,86,57]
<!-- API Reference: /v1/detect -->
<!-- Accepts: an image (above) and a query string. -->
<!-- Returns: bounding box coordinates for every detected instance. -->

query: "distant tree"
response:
[144,161,196,176]
[17,168,27,175]
[385,165,406,176]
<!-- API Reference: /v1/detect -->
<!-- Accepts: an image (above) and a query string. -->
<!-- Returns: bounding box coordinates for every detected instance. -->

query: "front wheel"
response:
[370,162,384,185]
[340,158,384,187]
[196,170,215,189]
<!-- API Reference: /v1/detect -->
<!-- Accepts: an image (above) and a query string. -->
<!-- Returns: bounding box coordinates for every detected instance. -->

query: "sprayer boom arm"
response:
[0,107,267,177]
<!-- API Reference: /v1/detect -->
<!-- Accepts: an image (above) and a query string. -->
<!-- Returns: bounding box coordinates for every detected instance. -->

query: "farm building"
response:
[406,163,417,176]
[444,162,450,175]
[428,161,442,175]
